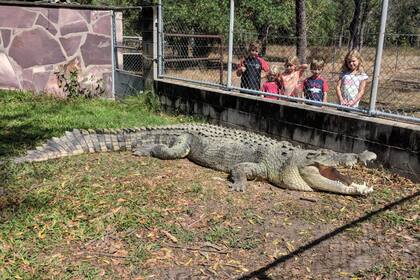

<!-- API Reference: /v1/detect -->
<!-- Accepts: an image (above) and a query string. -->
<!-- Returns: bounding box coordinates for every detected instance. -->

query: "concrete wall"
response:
[0,5,122,97]
[155,79,420,181]
[114,71,144,99]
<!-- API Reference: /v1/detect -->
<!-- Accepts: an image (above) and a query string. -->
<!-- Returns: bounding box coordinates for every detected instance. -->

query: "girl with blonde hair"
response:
[336,50,368,108]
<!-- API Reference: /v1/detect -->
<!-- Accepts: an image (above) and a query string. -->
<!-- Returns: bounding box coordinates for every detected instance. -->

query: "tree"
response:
[386,0,420,46]
[234,0,294,56]
[348,0,378,50]
[295,0,307,63]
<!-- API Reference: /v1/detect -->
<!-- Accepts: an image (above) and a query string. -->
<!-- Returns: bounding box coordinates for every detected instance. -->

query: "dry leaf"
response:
[286,241,295,252]
[161,229,178,243]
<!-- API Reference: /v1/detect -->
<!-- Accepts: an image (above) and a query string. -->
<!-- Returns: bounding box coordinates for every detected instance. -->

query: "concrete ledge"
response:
[155,78,420,181]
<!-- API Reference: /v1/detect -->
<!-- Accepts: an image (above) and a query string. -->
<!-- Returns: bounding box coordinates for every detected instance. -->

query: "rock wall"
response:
[0,6,122,97]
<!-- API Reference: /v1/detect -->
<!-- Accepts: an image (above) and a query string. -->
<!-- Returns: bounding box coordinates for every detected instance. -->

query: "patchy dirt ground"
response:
[1,152,419,279]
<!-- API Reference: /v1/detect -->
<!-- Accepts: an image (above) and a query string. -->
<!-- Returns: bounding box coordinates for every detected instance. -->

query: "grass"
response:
[0,90,199,278]
[0,90,418,279]
[0,90,193,158]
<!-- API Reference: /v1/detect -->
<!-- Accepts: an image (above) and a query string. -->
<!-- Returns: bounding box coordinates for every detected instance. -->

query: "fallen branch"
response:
[200,262,244,270]
[187,213,206,228]
[162,243,228,254]
[299,197,317,203]
[89,206,122,222]
[82,250,127,259]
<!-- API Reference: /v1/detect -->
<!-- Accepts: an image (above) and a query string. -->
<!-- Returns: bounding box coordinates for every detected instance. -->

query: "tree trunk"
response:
[337,0,349,48]
[349,0,363,50]
[339,25,344,48]
[257,25,270,57]
[295,0,307,63]
[358,0,371,49]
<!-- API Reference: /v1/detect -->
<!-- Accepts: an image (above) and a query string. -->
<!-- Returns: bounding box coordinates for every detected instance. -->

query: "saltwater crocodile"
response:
[12,123,376,195]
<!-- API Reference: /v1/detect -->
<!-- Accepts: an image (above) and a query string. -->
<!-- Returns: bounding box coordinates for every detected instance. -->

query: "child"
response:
[303,58,329,104]
[336,50,368,108]
[261,65,280,100]
[236,41,269,92]
[278,56,308,97]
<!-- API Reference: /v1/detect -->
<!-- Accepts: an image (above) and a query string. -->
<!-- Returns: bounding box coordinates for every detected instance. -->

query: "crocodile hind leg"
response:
[229,162,267,192]
[133,134,192,160]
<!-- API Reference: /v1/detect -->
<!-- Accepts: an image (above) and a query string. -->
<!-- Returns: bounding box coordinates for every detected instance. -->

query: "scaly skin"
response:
[11,123,376,195]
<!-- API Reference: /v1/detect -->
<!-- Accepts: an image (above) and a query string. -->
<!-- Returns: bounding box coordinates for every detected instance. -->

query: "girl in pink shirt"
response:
[278,56,308,98]
[261,65,280,100]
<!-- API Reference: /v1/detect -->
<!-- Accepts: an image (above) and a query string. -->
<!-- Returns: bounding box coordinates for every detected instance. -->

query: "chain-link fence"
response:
[110,8,147,97]
[376,34,420,118]
[114,10,143,76]
[158,0,419,123]
[119,36,143,74]
[162,33,225,86]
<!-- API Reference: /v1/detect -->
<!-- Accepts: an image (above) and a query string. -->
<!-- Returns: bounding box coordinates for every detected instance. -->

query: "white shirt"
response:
[340,71,368,107]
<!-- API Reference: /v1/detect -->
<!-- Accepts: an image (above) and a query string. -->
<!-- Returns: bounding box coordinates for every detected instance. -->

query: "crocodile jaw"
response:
[299,165,373,195]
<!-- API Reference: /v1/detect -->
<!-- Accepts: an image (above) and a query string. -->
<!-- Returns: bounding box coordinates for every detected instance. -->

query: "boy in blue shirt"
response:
[303,58,329,104]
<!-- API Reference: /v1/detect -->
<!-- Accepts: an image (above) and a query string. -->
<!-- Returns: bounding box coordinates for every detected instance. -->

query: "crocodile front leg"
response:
[229,162,267,192]
[133,134,192,160]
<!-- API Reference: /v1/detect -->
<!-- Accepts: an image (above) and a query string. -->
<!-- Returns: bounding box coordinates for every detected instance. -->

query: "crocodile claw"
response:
[229,182,246,192]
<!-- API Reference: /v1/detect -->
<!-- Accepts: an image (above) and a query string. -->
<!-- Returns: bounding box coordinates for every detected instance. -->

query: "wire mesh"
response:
[376,34,420,119]
[162,32,225,85]
[115,10,143,75]
[119,36,143,74]
[229,29,380,112]
[159,1,419,123]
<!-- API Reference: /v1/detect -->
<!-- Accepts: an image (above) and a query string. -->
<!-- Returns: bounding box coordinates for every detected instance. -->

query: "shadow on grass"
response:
[0,96,86,158]
[0,122,56,158]
[238,190,420,280]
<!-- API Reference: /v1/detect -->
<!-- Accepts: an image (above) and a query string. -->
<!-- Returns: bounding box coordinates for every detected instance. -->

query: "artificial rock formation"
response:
[0,5,123,97]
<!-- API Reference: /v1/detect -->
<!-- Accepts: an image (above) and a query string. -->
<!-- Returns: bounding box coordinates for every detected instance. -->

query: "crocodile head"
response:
[278,150,376,195]
[301,150,376,195]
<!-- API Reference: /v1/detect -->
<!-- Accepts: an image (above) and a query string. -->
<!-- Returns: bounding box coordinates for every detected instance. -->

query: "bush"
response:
[56,68,105,99]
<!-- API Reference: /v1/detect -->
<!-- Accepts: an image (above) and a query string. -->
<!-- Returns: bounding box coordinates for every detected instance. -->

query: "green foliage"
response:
[236,0,295,34]
[79,0,417,47]
[164,1,230,34]
[163,0,417,48]
[305,0,338,44]
[57,69,105,99]
[139,90,162,113]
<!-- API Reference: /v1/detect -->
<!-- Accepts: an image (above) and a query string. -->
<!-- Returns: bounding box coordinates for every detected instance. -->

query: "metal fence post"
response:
[226,0,235,89]
[157,0,163,77]
[369,0,389,116]
[142,5,156,91]
[111,10,116,97]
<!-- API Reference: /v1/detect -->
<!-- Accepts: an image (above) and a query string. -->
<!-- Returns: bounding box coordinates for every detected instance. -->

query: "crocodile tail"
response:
[13,128,140,164]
